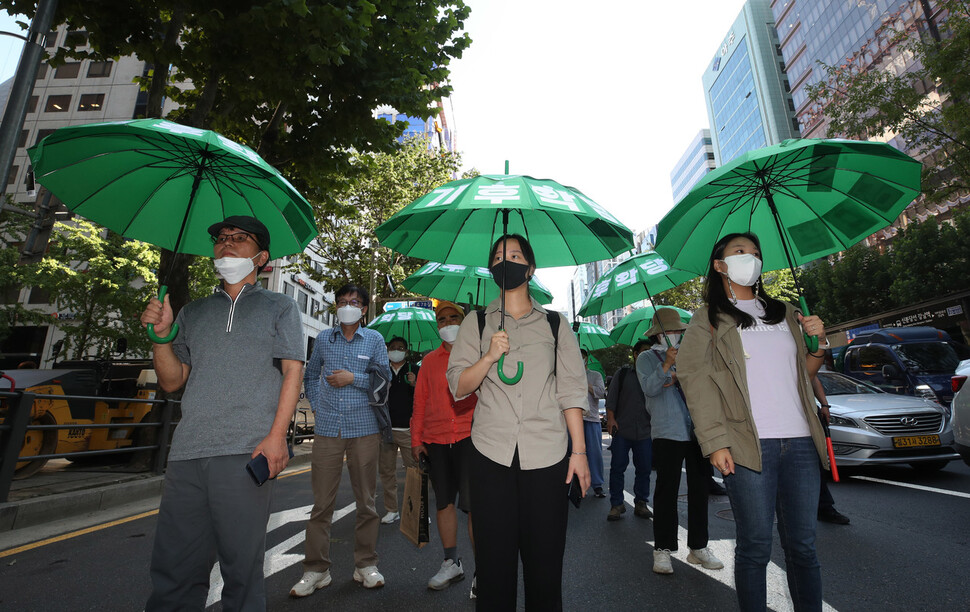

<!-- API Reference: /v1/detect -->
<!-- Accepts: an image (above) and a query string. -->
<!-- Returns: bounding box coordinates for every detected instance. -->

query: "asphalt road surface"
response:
[2,437,969,611]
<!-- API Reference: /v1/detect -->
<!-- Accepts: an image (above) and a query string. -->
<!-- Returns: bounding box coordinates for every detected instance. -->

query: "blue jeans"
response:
[608,435,652,507]
[583,420,605,489]
[724,437,822,612]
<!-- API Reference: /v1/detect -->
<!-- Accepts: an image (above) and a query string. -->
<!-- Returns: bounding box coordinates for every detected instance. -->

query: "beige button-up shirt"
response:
[447,297,587,470]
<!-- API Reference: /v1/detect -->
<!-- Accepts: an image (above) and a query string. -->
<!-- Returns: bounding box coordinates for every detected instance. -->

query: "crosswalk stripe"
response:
[849,475,970,499]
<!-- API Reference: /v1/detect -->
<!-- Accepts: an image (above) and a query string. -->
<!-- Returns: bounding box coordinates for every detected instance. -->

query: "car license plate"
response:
[892,435,941,448]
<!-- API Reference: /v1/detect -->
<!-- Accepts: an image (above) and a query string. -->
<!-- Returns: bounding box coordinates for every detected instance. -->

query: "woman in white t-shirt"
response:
[677,232,830,612]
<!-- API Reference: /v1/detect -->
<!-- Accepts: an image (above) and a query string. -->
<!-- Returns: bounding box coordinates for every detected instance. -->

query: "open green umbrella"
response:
[402,261,554,307]
[654,138,921,351]
[376,170,634,383]
[609,306,693,347]
[578,252,696,318]
[367,307,442,353]
[575,322,615,351]
[27,119,317,343]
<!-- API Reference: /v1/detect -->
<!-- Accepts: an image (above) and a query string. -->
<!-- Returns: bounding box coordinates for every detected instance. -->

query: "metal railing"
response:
[0,390,179,503]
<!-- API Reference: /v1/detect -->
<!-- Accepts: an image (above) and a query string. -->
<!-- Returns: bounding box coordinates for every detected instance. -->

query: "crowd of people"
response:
[139,218,843,612]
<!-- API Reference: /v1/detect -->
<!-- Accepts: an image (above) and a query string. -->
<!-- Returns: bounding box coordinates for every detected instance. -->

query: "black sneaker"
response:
[593,487,606,498]
[818,508,850,525]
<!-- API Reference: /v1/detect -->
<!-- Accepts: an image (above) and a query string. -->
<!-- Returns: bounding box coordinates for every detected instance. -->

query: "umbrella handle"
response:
[799,296,819,353]
[497,354,524,384]
[147,285,179,344]
[826,437,840,482]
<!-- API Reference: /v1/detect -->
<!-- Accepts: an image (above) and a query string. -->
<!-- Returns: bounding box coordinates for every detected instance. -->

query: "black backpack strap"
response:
[477,310,486,358]
[546,311,560,377]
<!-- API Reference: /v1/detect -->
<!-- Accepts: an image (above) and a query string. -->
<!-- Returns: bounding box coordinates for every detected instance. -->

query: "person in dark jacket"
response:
[605,340,653,521]
[378,337,419,524]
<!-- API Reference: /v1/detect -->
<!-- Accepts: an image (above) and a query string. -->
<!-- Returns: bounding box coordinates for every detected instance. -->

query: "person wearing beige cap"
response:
[636,307,723,575]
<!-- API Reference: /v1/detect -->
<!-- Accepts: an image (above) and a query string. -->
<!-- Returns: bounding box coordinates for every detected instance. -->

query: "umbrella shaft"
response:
[764,191,805,296]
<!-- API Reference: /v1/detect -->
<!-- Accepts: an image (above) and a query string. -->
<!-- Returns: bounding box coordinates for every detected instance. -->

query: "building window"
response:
[18,130,28,148]
[78,93,105,111]
[54,62,81,79]
[311,299,320,318]
[283,282,294,298]
[6,165,18,189]
[44,95,71,112]
[64,30,89,47]
[27,287,51,304]
[44,31,56,48]
[87,61,113,78]
[298,291,309,314]
[27,96,38,113]
[36,64,47,79]
[35,129,56,145]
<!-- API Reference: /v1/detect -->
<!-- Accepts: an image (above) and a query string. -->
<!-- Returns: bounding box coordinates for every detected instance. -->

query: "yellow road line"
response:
[0,465,313,558]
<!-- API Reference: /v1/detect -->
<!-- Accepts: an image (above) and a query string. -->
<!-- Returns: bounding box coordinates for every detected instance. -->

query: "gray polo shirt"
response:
[168,283,304,461]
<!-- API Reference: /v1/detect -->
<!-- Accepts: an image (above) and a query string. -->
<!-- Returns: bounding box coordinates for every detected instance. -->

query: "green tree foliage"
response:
[307,137,463,297]
[806,0,970,202]
[0,203,48,345]
[654,277,705,312]
[591,344,633,381]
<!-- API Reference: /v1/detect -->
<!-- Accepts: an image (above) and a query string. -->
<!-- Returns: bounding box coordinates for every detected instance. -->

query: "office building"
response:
[669,129,716,203]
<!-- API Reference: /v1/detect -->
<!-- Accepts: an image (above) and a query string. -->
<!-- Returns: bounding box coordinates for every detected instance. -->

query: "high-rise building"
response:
[669,129,716,203]
[702,0,800,165]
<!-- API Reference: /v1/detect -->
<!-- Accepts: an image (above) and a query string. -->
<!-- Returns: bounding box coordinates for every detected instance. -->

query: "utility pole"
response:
[0,0,59,210]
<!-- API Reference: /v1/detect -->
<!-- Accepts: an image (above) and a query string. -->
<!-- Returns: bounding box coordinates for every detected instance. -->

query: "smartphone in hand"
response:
[567,475,582,508]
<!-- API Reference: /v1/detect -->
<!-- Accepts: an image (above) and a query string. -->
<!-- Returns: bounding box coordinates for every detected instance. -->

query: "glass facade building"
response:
[669,129,716,203]
[702,0,799,165]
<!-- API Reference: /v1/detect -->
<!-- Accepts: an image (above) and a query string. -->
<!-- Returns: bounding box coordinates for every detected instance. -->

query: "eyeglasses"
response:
[212,232,253,245]
[336,299,363,308]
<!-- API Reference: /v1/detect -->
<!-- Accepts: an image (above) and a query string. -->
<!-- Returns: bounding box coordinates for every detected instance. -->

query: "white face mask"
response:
[439,324,460,344]
[722,253,762,287]
[662,332,683,348]
[387,350,406,363]
[337,305,363,325]
[213,255,259,285]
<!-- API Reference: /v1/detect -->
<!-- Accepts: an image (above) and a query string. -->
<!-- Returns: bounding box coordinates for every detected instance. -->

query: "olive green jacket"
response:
[677,302,829,472]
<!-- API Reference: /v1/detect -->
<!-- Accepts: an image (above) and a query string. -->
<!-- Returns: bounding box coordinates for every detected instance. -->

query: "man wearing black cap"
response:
[140,215,305,611]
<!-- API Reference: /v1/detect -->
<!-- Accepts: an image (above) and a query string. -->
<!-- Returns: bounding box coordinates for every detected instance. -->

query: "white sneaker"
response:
[381,511,400,524]
[469,573,477,599]
[354,565,385,589]
[653,549,674,575]
[688,547,724,570]
[428,558,465,590]
[289,570,332,597]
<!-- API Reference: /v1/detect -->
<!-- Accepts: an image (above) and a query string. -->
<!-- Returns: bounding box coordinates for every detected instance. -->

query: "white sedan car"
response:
[818,371,960,472]
[950,359,970,466]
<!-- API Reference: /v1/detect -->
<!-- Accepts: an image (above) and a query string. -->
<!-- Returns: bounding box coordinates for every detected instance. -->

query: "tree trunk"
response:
[257,101,288,160]
[146,7,184,119]
[187,68,221,128]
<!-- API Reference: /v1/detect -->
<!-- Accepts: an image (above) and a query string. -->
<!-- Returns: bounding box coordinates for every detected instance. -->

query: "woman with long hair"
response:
[677,232,830,612]
[447,233,589,611]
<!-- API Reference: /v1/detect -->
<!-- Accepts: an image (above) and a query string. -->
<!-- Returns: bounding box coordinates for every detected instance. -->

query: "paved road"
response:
[2,438,969,611]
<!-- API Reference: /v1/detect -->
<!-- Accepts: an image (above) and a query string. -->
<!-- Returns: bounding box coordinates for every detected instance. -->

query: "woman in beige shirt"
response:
[447,234,589,611]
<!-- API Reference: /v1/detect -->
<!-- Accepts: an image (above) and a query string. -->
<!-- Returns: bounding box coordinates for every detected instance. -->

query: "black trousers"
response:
[469,444,569,611]
[652,437,710,551]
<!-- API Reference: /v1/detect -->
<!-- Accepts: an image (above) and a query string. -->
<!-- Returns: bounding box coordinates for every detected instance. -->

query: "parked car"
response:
[836,327,970,406]
[818,370,959,471]
[950,359,970,466]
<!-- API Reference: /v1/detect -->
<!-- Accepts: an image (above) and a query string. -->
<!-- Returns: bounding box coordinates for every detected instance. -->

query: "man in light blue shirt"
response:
[291,284,391,596]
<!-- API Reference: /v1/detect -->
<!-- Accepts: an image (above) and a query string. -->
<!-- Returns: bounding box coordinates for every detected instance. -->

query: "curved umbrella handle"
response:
[497,354,524,385]
[799,296,819,354]
[147,285,179,344]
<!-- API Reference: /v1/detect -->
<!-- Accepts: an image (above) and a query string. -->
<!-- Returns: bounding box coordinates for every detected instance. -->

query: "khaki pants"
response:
[379,428,416,513]
[303,433,380,572]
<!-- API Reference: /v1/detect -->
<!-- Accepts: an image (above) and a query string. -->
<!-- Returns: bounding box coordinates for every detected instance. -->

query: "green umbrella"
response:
[367,307,442,353]
[585,353,606,380]
[578,251,697,317]
[377,170,634,383]
[575,322,615,351]
[609,306,693,347]
[402,261,554,307]
[654,138,921,351]
[27,119,317,343]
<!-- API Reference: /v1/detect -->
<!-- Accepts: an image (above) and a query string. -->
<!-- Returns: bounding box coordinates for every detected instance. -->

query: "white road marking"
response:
[624,491,838,612]
[849,475,970,499]
[206,502,356,606]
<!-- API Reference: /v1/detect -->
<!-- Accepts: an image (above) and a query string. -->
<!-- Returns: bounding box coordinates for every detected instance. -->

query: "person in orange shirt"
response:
[411,300,478,594]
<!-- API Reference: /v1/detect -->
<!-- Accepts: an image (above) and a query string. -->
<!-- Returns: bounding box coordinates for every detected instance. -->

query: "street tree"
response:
[0,202,49,348]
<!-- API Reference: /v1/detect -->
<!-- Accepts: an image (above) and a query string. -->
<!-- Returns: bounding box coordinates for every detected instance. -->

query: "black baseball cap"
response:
[207,215,270,251]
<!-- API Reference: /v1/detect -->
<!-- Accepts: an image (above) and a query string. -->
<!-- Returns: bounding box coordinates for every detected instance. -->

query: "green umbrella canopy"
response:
[574,322,616,351]
[609,306,693,347]
[27,119,317,259]
[367,307,442,353]
[654,138,921,275]
[585,353,606,379]
[578,251,697,317]
[375,174,634,268]
[402,261,554,307]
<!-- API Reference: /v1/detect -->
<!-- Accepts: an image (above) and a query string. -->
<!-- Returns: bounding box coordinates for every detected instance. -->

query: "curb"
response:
[0,448,313,534]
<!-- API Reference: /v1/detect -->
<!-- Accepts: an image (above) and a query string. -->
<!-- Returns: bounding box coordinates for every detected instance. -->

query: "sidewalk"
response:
[0,441,314,537]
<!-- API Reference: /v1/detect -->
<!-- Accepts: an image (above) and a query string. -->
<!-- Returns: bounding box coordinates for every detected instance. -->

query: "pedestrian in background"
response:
[291,284,390,596]
[411,300,478,594]
[140,216,304,611]
[812,376,850,525]
[448,234,589,611]
[378,336,419,525]
[677,232,830,612]
[604,340,653,522]
[580,348,607,498]
[636,308,722,575]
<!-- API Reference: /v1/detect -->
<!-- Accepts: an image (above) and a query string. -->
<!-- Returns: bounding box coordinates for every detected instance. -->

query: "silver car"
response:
[950,359,970,466]
[818,371,960,471]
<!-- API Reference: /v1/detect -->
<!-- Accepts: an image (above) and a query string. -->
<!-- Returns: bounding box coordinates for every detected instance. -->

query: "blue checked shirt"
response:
[305,325,391,438]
